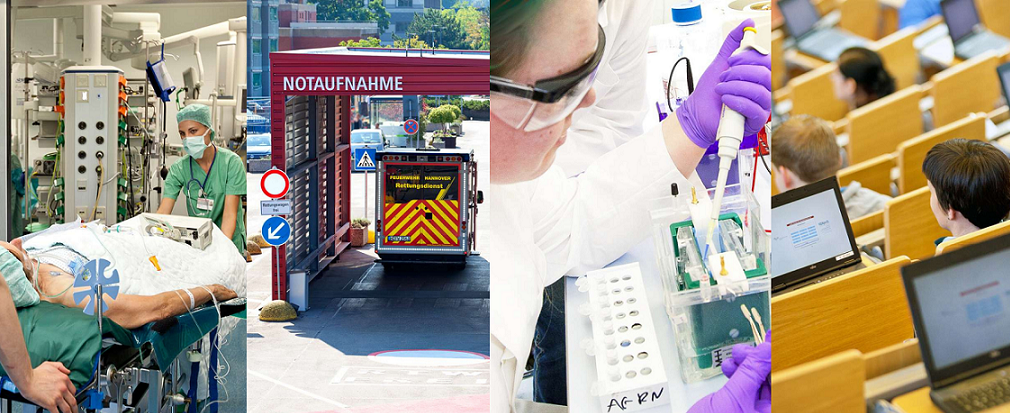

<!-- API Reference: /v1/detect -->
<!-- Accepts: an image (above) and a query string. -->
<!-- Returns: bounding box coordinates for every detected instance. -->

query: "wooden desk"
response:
[894,387,1010,412]
[893,387,943,413]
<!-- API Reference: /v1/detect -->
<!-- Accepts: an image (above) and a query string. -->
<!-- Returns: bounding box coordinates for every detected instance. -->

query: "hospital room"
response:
[770,0,1010,411]
[0,1,248,413]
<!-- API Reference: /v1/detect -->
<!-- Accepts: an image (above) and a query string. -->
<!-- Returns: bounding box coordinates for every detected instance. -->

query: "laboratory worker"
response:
[489,0,772,412]
[157,104,247,255]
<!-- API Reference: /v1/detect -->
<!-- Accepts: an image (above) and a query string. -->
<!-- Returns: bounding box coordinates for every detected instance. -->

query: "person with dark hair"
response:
[922,138,1010,246]
[831,47,897,110]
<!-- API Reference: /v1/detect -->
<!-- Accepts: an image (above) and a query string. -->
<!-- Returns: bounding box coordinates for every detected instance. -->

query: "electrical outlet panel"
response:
[61,66,124,225]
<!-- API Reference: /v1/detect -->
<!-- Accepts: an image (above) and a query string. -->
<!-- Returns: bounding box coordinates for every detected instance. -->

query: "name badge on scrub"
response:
[197,197,215,211]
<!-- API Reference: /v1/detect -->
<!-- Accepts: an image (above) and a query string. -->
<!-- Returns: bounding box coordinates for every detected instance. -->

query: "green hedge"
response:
[461,99,489,111]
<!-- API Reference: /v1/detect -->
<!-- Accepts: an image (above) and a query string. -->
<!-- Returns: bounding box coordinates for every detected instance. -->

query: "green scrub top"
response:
[8,155,24,238]
[164,146,246,254]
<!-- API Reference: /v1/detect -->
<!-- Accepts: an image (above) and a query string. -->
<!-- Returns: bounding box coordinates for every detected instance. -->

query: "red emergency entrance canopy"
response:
[268,47,489,301]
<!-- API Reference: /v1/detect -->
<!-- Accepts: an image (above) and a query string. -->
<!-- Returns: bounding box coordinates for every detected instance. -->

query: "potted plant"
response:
[351,218,370,247]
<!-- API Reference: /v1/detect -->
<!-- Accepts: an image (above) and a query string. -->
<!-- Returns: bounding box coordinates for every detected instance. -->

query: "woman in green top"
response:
[157,104,246,254]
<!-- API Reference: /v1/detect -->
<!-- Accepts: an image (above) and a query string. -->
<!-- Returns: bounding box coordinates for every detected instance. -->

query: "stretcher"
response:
[0,298,245,413]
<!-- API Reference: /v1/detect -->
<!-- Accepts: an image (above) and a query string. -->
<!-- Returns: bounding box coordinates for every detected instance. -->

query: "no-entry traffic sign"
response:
[261,168,290,199]
[404,119,419,135]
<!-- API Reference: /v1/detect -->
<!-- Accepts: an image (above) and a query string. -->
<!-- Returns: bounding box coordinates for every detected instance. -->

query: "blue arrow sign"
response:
[354,148,377,172]
[262,216,292,246]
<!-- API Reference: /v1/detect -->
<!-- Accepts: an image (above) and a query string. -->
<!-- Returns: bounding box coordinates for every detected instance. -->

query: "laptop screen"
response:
[998,62,1010,105]
[778,0,819,39]
[771,177,860,282]
[902,234,1010,387]
[941,0,981,44]
[912,252,1010,370]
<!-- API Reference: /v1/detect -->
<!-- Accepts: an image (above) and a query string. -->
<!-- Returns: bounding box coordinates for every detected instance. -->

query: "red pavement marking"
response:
[311,394,489,413]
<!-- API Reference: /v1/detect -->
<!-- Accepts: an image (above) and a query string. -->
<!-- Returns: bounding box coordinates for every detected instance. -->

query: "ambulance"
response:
[374,148,482,269]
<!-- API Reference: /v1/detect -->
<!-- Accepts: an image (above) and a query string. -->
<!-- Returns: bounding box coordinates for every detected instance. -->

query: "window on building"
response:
[252,73,262,89]
[252,8,260,22]
[252,39,262,54]
[269,7,278,21]
[397,0,412,7]
[269,39,278,52]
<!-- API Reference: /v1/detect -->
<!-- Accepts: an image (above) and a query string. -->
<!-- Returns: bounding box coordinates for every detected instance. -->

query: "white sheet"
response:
[22,216,246,400]
[22,216,246,297]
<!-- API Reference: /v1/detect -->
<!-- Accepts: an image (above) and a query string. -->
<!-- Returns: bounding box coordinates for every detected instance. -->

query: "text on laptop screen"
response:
[943,0,981,43]
[771,188,854,277]
[913,252,1010,370]
[779,0,819,38]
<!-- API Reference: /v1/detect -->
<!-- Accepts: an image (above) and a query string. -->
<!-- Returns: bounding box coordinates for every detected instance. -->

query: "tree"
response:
[313,0,391,32]
[340,36,435,49]
[427,104,461,134]
[453,6,489,50]
[406,9,468,50]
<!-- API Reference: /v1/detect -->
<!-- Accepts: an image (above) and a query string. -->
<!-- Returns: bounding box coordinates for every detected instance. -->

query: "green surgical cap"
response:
[0,248,39,308]
[177,104,216,140]
[177,104,212,128]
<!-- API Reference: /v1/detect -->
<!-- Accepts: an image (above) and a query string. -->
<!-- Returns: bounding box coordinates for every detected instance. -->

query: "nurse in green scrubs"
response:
[157,104,246,255]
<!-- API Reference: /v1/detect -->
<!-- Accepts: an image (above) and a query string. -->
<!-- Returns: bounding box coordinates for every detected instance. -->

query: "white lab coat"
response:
[554,0,653,177]
[488,125,693,413]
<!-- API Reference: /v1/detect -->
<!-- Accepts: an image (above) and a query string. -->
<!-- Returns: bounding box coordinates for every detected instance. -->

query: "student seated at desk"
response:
[899,0,941,29]
[923,138,1010,248]
[831,47,897,111]
[772,115,892,219]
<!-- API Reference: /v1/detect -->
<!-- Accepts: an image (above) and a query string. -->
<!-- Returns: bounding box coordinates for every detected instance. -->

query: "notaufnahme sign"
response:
[281,75,404,92]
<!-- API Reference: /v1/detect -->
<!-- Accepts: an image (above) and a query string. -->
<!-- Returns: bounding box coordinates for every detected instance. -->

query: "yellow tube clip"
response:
[149,256,162,271]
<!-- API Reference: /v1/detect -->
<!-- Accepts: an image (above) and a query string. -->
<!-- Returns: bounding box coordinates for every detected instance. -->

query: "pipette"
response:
[704,26,768,263]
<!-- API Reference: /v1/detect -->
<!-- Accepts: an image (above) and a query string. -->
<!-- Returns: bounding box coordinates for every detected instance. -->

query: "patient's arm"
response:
[37,266,237,329]
[102,285,237,329]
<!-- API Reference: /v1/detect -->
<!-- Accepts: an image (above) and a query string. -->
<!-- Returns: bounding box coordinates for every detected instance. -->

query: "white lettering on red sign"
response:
[282,76,404,92]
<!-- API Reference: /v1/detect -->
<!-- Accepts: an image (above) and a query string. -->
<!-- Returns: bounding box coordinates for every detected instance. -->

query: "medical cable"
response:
[666,57,695,113]
[89,165,105,222]
[171,285,232,413]
[704,26,767,263]
[29,256,76,299]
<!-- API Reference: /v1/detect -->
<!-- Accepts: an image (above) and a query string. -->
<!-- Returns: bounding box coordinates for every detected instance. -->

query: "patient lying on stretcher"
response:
[0,239,237,329]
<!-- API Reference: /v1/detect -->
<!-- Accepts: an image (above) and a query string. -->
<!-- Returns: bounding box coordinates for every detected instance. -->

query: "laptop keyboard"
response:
[959,33,1010,58]
[949,377,1010,412]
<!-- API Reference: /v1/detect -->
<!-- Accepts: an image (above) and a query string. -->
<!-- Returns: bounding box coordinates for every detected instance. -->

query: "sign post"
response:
[260,170,292,301]
[354,148,377,223]
[404,119,419,148]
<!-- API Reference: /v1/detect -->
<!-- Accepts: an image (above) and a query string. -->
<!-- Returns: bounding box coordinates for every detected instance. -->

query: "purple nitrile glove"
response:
[676,19,772,149]
[687,335,771,413]
[722,330,771,378]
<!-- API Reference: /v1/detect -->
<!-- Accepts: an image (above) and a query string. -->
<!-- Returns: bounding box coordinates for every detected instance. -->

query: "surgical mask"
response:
[184,128,212,158]
[0,249,40,308]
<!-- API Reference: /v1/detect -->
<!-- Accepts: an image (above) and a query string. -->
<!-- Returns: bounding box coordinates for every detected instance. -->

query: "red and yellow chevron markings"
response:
[383,199,461,247]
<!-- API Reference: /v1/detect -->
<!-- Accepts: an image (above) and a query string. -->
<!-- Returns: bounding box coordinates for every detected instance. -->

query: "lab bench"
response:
[565,239,726,413]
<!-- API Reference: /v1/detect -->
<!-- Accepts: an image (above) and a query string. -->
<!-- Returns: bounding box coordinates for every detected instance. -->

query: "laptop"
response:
[999,62,1010,105]
[770,176,865,294]
[901,233,1010,413]
[778,0,867,62]
[941,0,1010,60]
[995,63,1010,138]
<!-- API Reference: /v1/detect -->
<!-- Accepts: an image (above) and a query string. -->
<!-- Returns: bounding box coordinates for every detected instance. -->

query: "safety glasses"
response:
[491,25,606,132]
